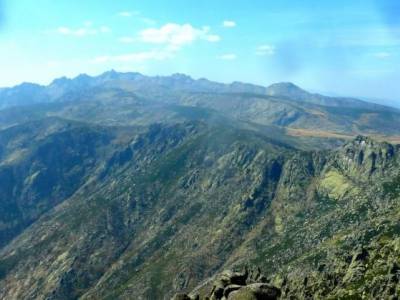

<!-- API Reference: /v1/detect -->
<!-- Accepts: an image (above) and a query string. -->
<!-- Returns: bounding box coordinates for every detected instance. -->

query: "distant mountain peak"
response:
[75,73,92,80]
[265,82,316,105]
[107,69,117,74]
[50,76,70,86]
[8,82,45,92]
[268,82,301,89]
[98,70,120,80]
[170,73,193,82]
[266,82,308,96]
[1,70,397,114]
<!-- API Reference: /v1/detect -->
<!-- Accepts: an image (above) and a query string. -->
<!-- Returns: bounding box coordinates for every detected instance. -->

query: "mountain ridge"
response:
[1,70,400,144]
[1,70,397,112]
[0,72,399,299]
[0,120,399,298]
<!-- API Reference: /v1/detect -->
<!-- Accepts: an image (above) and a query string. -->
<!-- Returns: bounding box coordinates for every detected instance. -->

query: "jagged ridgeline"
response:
[0,72,399,299]
[0,119,399,299]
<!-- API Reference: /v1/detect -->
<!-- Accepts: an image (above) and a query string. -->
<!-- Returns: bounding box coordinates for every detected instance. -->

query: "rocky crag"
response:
[0,119,399,299]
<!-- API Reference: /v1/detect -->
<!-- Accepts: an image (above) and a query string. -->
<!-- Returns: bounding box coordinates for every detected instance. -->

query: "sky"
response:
[0,0,399,102]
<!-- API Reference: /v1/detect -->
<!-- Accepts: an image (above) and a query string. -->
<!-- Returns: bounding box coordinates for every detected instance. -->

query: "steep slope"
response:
[214,137,400,299]
[0,122,293,299]
[0,117,135,248]
[0,120,399,299]
[182,136,400,299]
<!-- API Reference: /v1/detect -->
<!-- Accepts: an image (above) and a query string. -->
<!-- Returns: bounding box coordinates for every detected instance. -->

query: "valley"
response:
[0,72,399,299]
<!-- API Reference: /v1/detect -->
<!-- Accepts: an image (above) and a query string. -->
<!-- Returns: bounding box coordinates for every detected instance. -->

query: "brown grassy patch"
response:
[286,128,353,139]
[286,128,400,145]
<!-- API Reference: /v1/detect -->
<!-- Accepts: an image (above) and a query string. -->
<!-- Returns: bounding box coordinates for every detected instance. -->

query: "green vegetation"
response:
[319,169,358,199]
[383,175,400,198]
[0,72,399,299]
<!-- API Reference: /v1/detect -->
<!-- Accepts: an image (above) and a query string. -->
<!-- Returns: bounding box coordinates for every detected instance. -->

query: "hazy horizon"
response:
[1,69,399,109]
[0,0,399,104]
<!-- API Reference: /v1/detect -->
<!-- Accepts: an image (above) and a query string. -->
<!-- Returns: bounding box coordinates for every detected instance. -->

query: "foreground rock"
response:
[228,283,281,300]
[172,269,281,300]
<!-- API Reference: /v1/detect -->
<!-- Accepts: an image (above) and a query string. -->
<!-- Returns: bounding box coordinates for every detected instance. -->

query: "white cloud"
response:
[218,53,237,60]
[139,23,220,49]
[373,52,391,59]
[256,44,275,56]
[56,24,111,37]
[94,23,221,66]
[223,20,236,28]
[118,11,140,17]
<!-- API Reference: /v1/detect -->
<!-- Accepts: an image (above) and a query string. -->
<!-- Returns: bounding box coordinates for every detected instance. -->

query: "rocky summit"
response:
[0,72,399,299]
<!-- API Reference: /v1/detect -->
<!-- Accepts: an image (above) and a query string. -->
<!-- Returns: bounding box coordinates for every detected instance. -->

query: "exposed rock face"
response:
[173,269,281,300]
[176,239,400,299]
[0,117,400,299]
[172,294,193,300]
[1,68,400,300]
[228,283,280,300]
[275,237,400,299]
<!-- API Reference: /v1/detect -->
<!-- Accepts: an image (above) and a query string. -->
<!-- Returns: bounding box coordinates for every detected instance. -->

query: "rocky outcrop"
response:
[172,269,281,300]
[276,236,400,299]
[173,235,400,299]
[1,121,400,300]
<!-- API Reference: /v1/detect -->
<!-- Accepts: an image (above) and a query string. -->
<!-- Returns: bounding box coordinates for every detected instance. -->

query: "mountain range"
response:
[0,71,399,299]
[1,71,400,140]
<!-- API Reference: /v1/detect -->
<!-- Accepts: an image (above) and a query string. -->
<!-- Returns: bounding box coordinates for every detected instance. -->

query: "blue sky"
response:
[0,0,399,102]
